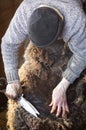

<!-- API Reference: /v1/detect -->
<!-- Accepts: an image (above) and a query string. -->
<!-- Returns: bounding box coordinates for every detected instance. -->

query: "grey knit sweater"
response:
[1,0,86,83]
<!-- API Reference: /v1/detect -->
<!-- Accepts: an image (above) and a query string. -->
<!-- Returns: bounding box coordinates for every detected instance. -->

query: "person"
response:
[1,0,86,118]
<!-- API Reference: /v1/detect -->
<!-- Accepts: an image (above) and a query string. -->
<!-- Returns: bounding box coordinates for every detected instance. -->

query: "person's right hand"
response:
[5,81,22,99]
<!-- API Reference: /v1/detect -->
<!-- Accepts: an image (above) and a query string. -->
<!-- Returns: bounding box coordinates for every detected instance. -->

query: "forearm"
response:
[1,41,20,82]
[55,77,70,93]
[63,54,86,84]
[58,77,70,89]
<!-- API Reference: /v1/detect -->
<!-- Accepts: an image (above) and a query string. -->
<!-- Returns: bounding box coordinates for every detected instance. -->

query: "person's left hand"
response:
[49,78,70,117]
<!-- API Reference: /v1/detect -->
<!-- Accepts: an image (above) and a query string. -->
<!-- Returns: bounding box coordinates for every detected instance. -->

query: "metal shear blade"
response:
[18,95,40,118]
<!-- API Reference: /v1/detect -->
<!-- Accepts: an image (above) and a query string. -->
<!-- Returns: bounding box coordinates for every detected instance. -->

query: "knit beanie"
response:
[28,5,64,47]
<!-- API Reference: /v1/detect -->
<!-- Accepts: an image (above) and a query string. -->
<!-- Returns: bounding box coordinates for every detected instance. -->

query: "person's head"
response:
[28,5,64,48]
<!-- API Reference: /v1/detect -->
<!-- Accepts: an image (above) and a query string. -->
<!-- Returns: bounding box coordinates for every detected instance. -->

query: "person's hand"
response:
[5,81,22,99]
[49,78,70,117]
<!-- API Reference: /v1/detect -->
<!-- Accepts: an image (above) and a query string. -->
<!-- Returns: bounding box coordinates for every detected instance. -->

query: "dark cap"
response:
[28,6,64,47]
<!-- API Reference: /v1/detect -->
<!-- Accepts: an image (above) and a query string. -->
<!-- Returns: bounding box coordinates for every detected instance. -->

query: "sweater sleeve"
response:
[62,1,86,84]
[62,54,86,84]
[1,1,28,82]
